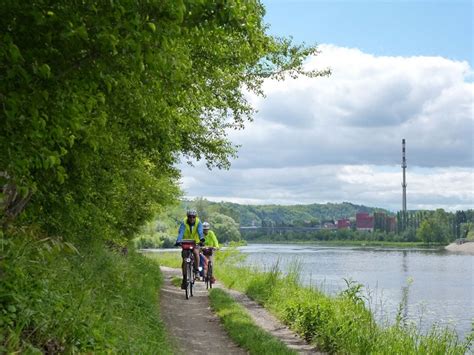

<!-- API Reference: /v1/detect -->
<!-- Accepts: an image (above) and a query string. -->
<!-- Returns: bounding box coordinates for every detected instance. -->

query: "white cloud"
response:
[181,164,473,212]
[180,45,474,211]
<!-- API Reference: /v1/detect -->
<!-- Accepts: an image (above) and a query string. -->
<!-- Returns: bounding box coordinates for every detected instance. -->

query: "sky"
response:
[180,0,474,212]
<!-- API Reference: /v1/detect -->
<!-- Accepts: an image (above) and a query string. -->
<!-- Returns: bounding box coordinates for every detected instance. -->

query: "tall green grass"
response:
[215,259,472,354]
[147,247,473,354]
[144,250,181,268]
[0,229,173,353]
[209,288,296,354]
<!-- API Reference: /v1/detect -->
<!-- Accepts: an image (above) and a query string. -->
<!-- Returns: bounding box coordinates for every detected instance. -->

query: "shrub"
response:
[0,229,173,353]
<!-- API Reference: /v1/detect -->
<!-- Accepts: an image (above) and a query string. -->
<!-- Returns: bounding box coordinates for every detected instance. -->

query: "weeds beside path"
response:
[219,287,322,354]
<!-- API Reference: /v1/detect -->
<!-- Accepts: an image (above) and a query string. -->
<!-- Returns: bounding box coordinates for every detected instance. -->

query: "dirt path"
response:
[159,266,246,354]
[160,266,323,354]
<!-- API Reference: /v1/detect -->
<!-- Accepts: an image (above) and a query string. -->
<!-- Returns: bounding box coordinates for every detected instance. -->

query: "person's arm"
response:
[176,223,185,243]
[212,231,219,248]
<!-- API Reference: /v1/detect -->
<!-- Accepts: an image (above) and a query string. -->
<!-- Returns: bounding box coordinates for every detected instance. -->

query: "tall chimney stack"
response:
[402,139,407,228]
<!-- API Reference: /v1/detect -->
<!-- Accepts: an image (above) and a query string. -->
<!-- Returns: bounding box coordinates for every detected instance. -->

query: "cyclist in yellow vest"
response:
[175,209,205,289]
[202,222,219,282]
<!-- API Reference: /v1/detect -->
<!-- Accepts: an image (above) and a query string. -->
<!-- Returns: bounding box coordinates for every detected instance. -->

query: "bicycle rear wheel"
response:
[207,262,213,289]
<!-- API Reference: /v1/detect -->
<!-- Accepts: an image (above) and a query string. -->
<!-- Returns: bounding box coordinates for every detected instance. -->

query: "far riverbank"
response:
[245,239,442,249]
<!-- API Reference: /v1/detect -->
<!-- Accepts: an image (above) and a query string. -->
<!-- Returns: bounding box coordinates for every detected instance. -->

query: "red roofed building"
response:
[356,212,374,232]
[337,218,351,229]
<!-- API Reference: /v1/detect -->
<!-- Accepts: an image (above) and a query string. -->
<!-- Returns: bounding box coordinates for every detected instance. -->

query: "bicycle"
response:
[202,247,215,289]
[180,239,197,299]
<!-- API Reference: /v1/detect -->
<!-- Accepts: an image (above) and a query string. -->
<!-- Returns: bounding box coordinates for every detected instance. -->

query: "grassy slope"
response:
[0,232,173,353]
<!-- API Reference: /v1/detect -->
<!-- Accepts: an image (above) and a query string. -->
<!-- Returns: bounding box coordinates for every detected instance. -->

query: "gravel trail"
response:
[160,266,246,354]
[160,266,323,354]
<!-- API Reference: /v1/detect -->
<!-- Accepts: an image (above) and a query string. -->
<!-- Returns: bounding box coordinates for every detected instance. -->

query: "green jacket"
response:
[204,230,219,248]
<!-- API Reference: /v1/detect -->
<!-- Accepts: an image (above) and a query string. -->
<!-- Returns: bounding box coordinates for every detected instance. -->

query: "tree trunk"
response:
[1,172,32,229]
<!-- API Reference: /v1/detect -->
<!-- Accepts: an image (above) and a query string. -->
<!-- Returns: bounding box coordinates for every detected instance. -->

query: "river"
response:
[237,243,473,338]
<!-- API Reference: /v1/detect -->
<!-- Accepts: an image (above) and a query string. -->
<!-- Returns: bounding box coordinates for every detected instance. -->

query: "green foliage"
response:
[145,251,182,269]
[460,222,474,240]
[416,210,451,244]
[137,200,243,247]
[209,288,296,355]
[213,253,472,354]
[210,212,242,242]
[0,1,328,351]
[133,234,163,249]
[1,1,323,242]
[135,200,474,248]
[206,201,384,227]
[242,228,420,244]
[0,230,173,353]
[132,217,177,249]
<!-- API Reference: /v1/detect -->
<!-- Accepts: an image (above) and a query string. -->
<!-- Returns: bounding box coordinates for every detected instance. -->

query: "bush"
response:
[0,229,173,353]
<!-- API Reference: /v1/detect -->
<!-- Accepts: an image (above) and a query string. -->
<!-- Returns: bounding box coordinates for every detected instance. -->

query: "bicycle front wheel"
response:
[185,262,192,300]
[190,260,194,297]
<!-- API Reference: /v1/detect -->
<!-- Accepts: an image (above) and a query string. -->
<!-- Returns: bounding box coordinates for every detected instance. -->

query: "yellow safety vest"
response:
[183,217,201,243]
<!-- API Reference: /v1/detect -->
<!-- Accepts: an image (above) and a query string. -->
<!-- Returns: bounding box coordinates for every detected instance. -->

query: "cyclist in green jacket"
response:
[202,222,219,281]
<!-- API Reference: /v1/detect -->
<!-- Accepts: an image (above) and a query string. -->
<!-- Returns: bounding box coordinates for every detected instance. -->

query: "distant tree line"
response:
[136,198,474,247]
[241,208,474,245]
[399,209,474,244]
[135,198,243,248]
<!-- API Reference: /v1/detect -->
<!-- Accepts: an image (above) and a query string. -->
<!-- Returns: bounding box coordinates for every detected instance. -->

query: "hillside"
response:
[200,200,392,227]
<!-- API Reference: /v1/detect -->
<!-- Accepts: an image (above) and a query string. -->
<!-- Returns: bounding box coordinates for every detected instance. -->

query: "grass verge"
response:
[209,288,296,355]
[144,250,181,268]
[0,229,174,353]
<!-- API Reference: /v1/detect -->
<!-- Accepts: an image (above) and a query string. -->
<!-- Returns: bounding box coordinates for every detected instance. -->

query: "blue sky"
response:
[180,1,473,212]
[263,0,473,66]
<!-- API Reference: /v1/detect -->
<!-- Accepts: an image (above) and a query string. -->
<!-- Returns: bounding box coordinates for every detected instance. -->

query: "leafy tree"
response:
[417,218,447,244]
[1,1,326,242]
[460,222,473,239]
[454,210,467,238]
[193,197,210,222]
[210,212,241,243]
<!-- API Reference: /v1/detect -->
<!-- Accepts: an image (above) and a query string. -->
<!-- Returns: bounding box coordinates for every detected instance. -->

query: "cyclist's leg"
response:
[193,247,200,273]
[198,253,206,278]
[203,255,209,278]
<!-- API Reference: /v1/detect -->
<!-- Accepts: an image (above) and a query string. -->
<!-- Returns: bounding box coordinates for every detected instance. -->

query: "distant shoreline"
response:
[244,240,441,249]
[141,240,474,253]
